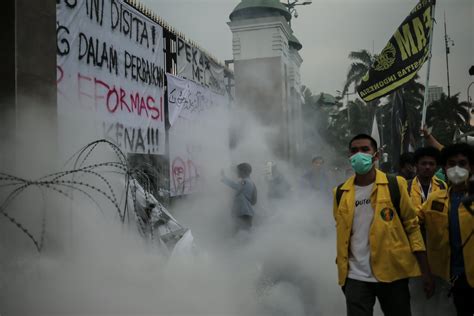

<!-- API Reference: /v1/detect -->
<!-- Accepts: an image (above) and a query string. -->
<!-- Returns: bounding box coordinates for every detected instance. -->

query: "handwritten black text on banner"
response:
[57,0,166,154]
[176,37,226,95]
[167,74,228,197]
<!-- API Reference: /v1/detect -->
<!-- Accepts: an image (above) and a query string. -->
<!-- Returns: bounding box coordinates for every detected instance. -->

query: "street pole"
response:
[286,0,293,29]
[287,0,292,27]
[421,2,437,139]
[283,1,312,27]
[444,11,452,97]
[380,113,384,151]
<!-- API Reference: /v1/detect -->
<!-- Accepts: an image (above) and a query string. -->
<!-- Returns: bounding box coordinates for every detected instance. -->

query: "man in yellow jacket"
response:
[419,143,474,316]
[409,147,446,212]
[333,134,434,316]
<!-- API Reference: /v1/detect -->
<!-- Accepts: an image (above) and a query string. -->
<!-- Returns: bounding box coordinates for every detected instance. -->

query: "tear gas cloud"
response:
[0,86,368,316]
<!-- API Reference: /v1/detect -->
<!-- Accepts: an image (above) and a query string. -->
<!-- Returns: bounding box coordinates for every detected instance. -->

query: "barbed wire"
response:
[0,139,163,252]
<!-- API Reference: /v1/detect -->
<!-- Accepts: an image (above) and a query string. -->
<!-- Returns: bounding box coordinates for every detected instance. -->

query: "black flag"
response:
[391,90,411,169]
[357,0,434,102]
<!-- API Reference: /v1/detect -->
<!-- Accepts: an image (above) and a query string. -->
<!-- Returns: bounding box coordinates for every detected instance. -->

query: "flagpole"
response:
[421,1,437,139]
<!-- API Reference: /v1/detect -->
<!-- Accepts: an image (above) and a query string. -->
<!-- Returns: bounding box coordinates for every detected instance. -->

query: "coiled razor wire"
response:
[0,139,161,252]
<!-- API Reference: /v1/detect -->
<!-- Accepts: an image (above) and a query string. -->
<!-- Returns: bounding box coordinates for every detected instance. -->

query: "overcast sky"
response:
[142,0,473,101]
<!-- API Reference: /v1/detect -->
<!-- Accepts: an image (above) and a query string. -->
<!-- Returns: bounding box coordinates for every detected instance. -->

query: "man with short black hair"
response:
[409,147,449,316]
[409,147,446,212]
[399,152,416,180]
[333,133,434,316]
[419,143,474,316]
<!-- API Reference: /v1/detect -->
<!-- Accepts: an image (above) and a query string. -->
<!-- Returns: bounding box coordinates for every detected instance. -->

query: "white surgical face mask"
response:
[446,166,469,185]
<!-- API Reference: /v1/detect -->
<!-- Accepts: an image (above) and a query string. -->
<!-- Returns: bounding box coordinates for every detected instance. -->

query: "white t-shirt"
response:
[348,184,377,282]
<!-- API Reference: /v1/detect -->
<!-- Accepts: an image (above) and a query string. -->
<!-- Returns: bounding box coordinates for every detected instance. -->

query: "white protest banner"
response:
[167,74,229,197]
[176,37,226,95]
[57,0,166,155]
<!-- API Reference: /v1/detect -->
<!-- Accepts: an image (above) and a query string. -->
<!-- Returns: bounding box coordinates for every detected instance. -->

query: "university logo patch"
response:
[431,201,444,212]
[374,42,397,71]
[380,208,394,221]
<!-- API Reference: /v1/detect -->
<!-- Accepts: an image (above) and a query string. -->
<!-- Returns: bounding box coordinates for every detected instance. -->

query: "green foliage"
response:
[300,86,348,162]
[321,99,372,155]
[300,49,473,166]
[427,93,471,145]
[342,49,375,96]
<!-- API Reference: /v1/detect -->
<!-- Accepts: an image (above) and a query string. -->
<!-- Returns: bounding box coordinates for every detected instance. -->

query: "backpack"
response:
[335,174,401,219]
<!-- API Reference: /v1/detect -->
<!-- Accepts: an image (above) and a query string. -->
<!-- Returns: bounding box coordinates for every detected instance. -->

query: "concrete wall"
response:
[15,0,57,176]
[234,57,290,159]
[0,0,59,260]
[0,0,16,171]
[229,16,291,64]
[228,14,310,162]
[0,0,57,176]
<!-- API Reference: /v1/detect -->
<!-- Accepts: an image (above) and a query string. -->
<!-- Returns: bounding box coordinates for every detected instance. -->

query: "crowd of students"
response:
[333,133,473,316]
[217,129,472,315]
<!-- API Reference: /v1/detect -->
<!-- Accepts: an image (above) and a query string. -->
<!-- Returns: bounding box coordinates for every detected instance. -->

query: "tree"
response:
[300,86,331,162]
[324,99,371,154]
[342,49,380,119]
[342,49,375,96]
[300,86,353,160]
[427,93,471,145]
[347,99,371,135]
[386,75,425,147]
[301,85,317,107]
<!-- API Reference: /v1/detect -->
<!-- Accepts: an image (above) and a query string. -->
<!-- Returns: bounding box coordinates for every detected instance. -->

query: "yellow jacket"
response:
[333,169,425,286]
[419,189,474,287]
[409,176,446,212]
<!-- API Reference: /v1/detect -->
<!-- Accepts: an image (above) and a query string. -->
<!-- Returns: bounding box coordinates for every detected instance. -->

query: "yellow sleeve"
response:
[332,186,338,222]
[396,176,426,252]
[415,200,427,219]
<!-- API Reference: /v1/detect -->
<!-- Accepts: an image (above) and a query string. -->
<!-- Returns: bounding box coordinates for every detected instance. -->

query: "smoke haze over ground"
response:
[4,0,469,314]
[0,95,363,315]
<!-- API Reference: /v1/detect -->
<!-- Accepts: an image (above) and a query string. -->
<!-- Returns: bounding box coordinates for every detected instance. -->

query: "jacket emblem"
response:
[431,201,444,212]
[380,208,394,221]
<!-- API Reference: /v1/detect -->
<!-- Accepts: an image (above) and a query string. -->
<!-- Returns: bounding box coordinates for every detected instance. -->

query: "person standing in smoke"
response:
[264,161,291,200]
[221,163,257,233]
[301,156,330,193]
[408,147,449,316]
[408,147,446,213]
[333,134,434,316]
[418,143,474,316]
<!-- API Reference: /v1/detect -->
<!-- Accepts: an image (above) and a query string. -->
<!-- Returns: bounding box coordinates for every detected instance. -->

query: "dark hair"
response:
[440,143,473,166]
[237,162,252,177]
[414,147,440,164]
[399,152,415,168]
[312,156,324,163]
[349,134,378,151]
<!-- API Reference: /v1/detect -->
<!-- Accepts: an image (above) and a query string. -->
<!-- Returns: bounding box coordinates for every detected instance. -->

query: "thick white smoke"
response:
[0,95,361,316]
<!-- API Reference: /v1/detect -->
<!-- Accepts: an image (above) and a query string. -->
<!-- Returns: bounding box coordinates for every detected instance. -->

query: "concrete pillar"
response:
[14,0,57,177]
[0,0,16,171]
[0,0,59,256]
[228,15,293,160]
